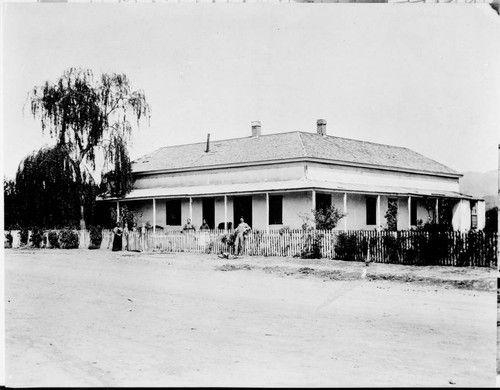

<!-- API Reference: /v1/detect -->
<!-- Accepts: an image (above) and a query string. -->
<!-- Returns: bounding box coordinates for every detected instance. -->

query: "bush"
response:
[19,228,29,246]
[221,232,237,246]
[300,231,323,259]
[334,232,368,261]
[4,232,13,248]
[313,205,346,230]
[88,225,103,249]
[30,227,44,248]
[59,229,79,249]
[48,230,60,248]
[279,226,290,236]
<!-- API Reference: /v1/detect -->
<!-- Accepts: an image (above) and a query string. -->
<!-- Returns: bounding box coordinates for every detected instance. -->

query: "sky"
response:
[2,3,499,181]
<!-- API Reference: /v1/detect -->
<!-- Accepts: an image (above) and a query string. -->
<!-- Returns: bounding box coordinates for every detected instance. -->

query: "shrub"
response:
[88,225,103,249]
[382,234,403,263]
[313,205,346,230]
[4,232,13,248]
[59,229,79,249]
[221,232,237,246]
[279,226,290,235]
[300,231,323,259]
[221,232,237,253]
[48,231,60,248]
[385,199,398,231]
[19,228,29,246]
[334,232,368,262]
[30,227,44,248]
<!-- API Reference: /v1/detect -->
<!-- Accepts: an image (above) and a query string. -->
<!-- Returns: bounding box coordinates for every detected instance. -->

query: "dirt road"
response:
[5,250,496,387]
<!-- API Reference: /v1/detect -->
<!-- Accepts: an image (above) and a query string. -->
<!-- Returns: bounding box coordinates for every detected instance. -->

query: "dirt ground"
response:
[5,249,497,387]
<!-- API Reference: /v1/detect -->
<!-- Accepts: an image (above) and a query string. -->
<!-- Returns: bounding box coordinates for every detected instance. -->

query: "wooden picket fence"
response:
[6,228,498,267]
[123,229,497,267]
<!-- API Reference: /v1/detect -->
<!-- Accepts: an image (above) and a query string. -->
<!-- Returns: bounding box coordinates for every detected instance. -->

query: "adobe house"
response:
[98,120,485,232]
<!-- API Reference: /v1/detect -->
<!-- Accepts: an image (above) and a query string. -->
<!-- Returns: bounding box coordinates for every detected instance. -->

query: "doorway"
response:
[233,195,252,228]
[202,197,215,229]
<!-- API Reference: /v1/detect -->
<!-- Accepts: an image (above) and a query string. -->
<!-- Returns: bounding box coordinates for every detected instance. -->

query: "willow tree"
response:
[14,145,98,229]
[28,68,150,228]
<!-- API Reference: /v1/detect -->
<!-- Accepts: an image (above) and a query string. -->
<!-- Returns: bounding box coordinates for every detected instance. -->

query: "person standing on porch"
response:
[200,219,210,231]
[234,217,251,256]
[183,218,196,232]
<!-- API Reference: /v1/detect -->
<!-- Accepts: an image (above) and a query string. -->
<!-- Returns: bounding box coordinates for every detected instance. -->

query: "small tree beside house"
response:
[301,205,346,259]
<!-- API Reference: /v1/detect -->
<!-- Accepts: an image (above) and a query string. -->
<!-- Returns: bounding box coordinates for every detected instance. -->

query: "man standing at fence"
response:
[234,217,251,256]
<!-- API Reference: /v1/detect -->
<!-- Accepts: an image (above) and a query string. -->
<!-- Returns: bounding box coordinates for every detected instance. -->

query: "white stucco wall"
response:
[282,191,314,228]
[191,198,203,227]
[306,162,460,194]
[477,200,486,230]
[214,196,233,229]
[133,162,305,190]
[452,199,471,232]
[252,194,267,230]
[398,197,410,230]
[123,199,154,227]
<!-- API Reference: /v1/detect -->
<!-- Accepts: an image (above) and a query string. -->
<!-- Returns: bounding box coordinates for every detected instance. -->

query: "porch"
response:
[100,181,484,232]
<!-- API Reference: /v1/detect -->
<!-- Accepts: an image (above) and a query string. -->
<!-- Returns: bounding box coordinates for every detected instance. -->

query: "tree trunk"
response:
[80,199,86,230]
[74,164,86,230]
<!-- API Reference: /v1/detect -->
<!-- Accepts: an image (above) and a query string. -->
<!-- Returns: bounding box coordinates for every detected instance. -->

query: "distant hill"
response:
[459,170,498,209]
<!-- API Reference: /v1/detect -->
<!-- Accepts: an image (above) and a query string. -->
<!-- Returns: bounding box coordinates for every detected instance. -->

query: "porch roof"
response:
[98,179,478,201]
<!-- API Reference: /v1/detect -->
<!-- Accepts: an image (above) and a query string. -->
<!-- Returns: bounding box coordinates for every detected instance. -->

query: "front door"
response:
[202,197,215,229]
[233,196,252,228]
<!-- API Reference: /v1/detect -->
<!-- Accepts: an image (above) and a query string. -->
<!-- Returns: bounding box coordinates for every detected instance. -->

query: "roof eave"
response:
[132,157,462,179]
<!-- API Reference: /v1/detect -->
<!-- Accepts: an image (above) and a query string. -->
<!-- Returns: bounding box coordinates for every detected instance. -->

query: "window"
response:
[410,198,418,226]
[269,195,283,225]
[316,193,331,212]
[366,197,376,225]
[166,199,181,226]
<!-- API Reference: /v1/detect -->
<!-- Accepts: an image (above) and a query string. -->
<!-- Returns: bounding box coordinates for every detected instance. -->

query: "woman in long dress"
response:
[112,223,123,251]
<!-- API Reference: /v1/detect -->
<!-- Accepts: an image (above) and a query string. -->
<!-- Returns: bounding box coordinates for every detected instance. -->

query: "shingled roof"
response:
[132,131,459,176]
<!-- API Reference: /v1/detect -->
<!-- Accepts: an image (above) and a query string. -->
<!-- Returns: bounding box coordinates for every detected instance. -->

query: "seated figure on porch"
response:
[200,219,210,230]
[234,217,251,256]
[183,218,196,232]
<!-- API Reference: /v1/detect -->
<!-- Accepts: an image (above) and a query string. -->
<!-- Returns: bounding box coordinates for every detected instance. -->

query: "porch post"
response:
[343,192,347,232]
[153,198,156,234]
[408,196,411,229]
[435,198,439,224]
[266,192,270,233]
[224,195,228,231]
[376,195,381,228]
[116,200,120,223]
[311,189,316,228]
[189,197,193,221]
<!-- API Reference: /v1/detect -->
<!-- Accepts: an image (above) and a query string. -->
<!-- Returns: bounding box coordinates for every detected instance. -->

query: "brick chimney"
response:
[317,119,327,136]
[251,121,262,137]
